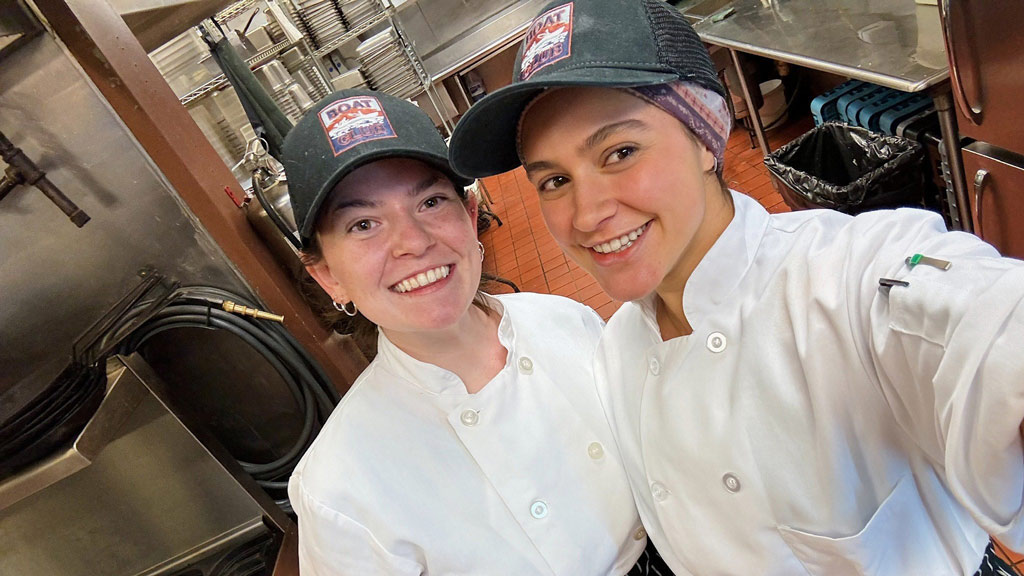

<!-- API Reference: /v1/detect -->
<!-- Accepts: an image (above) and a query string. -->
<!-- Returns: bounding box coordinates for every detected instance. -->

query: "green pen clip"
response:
[906,253,951,271]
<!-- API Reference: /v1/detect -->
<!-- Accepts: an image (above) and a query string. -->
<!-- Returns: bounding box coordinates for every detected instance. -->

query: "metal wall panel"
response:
[398,0,518,59]
[0,32,251,417]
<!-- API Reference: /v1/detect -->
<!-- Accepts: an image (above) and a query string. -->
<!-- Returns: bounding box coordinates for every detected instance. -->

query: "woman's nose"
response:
[390,215,434,257]
[571,177,617,233]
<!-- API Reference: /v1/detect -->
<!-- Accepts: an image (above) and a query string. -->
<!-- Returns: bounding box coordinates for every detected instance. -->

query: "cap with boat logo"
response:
[449,0,725,178]
[282,89,473,248]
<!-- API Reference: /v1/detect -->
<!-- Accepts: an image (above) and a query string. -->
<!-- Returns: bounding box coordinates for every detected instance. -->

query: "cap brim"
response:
[450,67,678,178]
[300,149,474,246]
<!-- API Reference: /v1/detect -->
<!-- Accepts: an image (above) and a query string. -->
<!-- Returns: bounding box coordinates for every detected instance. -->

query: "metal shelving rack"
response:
[179,0,454,134]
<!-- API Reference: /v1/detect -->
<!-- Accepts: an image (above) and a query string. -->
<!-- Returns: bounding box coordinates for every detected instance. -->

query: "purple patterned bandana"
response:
[627,81,731,173]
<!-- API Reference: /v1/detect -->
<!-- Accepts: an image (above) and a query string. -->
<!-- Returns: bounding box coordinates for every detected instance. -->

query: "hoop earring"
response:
[332,300,358,317]
[477,241,485,262]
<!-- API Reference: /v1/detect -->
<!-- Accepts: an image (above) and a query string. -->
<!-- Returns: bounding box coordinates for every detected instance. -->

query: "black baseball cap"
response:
[281,89,473,248]
[448,0,725,178]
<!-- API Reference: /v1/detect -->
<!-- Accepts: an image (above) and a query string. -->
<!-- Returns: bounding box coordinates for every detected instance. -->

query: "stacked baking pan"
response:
[255,60,315,123]
[356,27,422,100]
[339,0,383,29]
[289,0,348,49]
[148,29,214,98]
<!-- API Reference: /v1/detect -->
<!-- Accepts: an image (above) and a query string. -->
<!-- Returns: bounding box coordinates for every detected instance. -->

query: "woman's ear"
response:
[306,260,347,305]
[466,192,480,235]
[700,143,717,174]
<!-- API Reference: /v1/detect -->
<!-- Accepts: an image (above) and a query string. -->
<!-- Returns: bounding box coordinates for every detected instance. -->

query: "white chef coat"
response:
[289,292,646,576]
[597,190,1024,575]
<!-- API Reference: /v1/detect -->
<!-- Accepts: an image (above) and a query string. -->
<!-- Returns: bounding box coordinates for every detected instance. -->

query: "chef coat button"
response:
[460,409,479,427]
[518,356,534,374]
[587,442,604,460]
[706,332,727,353]
[651,482,670,502]
[530,500,548,519]
[633,527,647,541]
[722,473,741,493]
[648,356,660,375]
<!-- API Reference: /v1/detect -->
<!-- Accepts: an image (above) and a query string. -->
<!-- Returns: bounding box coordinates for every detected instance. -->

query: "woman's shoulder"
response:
[494,291,600,322]
[768,206,949,246]
[292,362,404,482]
[494,291,605,349]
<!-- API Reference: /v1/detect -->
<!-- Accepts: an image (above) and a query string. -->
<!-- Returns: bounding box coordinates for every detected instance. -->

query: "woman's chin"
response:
[596,279,654,304]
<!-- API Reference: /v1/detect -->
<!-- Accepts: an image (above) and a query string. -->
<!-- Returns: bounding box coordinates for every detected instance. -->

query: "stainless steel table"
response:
[692,0,972,231]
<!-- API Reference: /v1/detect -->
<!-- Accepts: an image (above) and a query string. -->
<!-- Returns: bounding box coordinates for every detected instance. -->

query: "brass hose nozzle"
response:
[222,301,285,323]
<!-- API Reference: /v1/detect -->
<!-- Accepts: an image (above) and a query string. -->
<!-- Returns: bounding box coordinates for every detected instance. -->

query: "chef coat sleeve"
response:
[291,482,424,576]
[845,208,1024,548]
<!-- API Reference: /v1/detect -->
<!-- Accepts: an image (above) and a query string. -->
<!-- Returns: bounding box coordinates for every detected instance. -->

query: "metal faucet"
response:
[0,130,90,227]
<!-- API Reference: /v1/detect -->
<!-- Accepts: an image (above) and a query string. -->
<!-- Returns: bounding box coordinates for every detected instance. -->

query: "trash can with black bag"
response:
[764,123,927,215]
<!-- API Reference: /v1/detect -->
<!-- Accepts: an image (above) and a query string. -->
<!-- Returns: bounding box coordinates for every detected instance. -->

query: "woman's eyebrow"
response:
[410,174,443,196]
[523,119,648,178]
[325,174,443,215]
[523,160,556,178]
[326,196,375,215]
[580,119,648,154]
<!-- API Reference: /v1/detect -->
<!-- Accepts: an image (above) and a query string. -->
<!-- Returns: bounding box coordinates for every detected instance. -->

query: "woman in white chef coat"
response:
[280,89,669,575]
[448,0,1024,574]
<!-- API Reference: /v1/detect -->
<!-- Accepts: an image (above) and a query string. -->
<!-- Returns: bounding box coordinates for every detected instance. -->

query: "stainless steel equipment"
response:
[0,355,287,576]
[939,0,1024,258]
[1,1,367,572]
[0,20,253,421]
[0,0,41,60]
[692,0,975,233]
[401,0,548,82]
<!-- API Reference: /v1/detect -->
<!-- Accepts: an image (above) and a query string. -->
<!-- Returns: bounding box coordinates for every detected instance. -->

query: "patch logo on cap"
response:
[519,2,573,81]
[318,96,396,156]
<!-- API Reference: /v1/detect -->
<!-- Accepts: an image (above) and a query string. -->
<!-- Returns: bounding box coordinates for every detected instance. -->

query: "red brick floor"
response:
[477,114,814,320]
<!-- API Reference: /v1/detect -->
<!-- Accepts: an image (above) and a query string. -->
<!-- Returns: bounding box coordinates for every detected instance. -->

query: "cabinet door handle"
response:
[974,169,990,238]
[939,0,984,125]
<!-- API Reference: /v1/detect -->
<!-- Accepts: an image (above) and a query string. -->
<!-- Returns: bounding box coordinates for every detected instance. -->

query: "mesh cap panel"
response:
[642,0,726,99]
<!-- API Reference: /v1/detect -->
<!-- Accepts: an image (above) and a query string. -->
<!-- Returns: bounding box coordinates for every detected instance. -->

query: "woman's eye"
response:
[348,219,375,233]
[606,146,637,164]
[422,195,446,209]
[538,175,569,192]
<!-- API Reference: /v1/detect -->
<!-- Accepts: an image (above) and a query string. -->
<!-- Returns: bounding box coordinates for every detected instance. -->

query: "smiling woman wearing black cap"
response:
[280,89,671,575]
[449,0,1024,574]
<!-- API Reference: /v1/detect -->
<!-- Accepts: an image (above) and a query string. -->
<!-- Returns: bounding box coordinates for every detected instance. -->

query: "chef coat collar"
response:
[638,190,769,333]
[375,294,515,395]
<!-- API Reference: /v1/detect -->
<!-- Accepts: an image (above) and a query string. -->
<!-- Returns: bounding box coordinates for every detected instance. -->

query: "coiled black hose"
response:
[103,285,338,512]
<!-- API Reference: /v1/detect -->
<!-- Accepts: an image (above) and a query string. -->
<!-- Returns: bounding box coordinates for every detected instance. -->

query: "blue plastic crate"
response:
[879,95,932,135]
[837,84,888,123]
[810,80,865,125]
[858,91,919,132]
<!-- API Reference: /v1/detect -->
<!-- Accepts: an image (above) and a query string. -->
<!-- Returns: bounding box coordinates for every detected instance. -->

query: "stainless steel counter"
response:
[689,0,972,232]
[692,0,948,92]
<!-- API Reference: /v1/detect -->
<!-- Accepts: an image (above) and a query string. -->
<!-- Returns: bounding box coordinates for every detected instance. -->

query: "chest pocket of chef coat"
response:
[776,475,951,576]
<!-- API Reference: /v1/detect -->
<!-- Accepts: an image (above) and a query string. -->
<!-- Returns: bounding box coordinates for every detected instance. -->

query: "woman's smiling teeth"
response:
[591,224,648,254]
[392,265,451,293]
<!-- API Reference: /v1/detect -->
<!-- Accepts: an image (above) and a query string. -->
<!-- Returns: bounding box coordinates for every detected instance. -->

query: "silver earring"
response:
[477,241,485,262]
[332,300,357,317]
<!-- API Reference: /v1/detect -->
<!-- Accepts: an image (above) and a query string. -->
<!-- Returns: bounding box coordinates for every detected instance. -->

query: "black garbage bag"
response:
[764,123,926,214]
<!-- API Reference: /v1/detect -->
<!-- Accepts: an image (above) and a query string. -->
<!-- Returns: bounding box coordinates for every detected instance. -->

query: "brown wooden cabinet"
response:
[963,142,1024,260]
